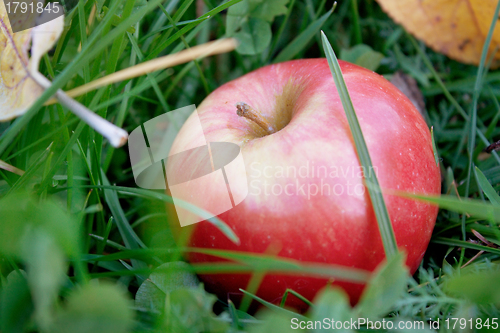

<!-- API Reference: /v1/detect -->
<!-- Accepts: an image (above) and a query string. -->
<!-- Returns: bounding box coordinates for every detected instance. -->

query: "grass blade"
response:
[139,18,205,41]
[474,167,500,206]
[432,237,500,256]
[463,0,500,239]
[392,191,500,224]
[239,289,309,321]
[63,184,240,245]
[0,160,24,176]
[145,0,243,61]
[7,143,53,194]
[81,247,371,283]
[409,34,500,166]
[100,171,149,281]
[321,31,397,258]
[100,173,147,250]
[0,0,162,156]
[431,126,439,166]
[273,5,335,63]
[49,39,236,101]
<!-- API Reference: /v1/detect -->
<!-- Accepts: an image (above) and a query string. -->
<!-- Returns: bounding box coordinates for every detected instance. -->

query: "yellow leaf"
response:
[0,5,129,148]
[0,2,63,121]
[0,5,236,148]
[376,0,500,68]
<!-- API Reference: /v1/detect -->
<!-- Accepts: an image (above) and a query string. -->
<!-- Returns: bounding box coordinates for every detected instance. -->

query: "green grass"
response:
[1,0,500,332]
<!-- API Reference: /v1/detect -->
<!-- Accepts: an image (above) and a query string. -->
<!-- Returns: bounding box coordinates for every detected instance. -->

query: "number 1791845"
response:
[444,318,498,330]
[5,2,60,15]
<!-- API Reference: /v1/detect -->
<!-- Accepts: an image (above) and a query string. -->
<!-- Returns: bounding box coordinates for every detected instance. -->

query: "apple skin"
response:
[167,59,441,311]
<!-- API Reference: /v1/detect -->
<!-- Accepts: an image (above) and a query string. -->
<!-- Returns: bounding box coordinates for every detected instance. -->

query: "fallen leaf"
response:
[376,0,500,68]
[390,71,426,118]
[227,0,289,55]
[340,44,384,71]
[0,2,62,121]
[485,139,500,153]
[0,6,129,148]
[0,5,237,148]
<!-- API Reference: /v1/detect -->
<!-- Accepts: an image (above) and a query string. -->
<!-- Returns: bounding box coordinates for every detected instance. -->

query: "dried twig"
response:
[45,38,238,104]
[461,229,499,268]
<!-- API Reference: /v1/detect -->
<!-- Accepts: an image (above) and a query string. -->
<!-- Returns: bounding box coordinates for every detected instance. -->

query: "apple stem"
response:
[236,102,276,135]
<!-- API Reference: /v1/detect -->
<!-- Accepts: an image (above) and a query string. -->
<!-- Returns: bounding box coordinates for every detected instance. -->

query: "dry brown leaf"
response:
[0,158,24,175]
[0,2,63,121]
[390,71,426,117]
[376,0,500,67]
[0,5,129,147]
[0,3,236,148]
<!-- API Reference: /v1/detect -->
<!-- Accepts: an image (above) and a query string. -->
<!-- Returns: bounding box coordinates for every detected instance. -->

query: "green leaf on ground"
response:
[356,252,408,319]
[50,283,134,333]
[446,270,500,304]
[340,44,384,71]
[227,0,289,55]
[234,18,272,55]
[163,285,229,332]
[249,310,304,332]
[250,0,289,22]
[22,229,67,330]
[135,261,199,312]
[274,7,334,63]
[0,271,34,333]
[310,287,355,332]
[0,193,78,257]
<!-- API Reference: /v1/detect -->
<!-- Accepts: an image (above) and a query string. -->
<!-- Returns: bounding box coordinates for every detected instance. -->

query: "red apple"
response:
[166,59,441,311]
